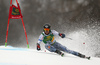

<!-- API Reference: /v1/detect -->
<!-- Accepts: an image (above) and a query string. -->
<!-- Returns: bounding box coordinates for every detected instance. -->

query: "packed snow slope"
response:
[0,46,100,65]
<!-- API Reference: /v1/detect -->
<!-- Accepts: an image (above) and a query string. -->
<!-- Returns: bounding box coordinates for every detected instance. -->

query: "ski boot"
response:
[86,56,91,60]
[55,50,64,57]
[78,53,85,58]
[78,53,90,60]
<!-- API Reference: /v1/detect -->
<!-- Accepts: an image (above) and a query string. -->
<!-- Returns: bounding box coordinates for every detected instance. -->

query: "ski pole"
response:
[65,37,73,40]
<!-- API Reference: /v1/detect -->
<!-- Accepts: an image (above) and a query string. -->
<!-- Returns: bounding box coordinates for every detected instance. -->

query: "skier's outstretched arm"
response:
[52,30,65,38]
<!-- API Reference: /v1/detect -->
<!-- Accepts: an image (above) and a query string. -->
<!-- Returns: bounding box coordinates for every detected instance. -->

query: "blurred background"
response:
[0,0,100,57]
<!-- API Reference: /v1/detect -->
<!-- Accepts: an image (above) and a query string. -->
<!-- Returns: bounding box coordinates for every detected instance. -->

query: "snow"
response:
[0,46,100,65]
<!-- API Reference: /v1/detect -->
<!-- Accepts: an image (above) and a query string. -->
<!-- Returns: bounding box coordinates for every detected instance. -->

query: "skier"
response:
[37,24,90,59]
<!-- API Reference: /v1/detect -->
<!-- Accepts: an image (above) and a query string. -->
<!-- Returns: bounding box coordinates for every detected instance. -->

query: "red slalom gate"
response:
[5,0,29,48]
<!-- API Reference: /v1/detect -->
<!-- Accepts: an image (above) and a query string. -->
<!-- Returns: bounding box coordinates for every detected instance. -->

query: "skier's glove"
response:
[59,33,65,38]
[37,43,41,51]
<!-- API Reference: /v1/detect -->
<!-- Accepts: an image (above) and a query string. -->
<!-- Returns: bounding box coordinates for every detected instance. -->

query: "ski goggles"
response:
[44,28,50,31]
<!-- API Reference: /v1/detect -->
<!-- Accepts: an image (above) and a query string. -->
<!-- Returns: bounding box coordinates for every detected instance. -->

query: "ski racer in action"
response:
[37,24,90,59]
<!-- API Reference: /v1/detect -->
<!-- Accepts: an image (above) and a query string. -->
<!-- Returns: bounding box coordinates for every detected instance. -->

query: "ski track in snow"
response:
[0,46,100,65]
